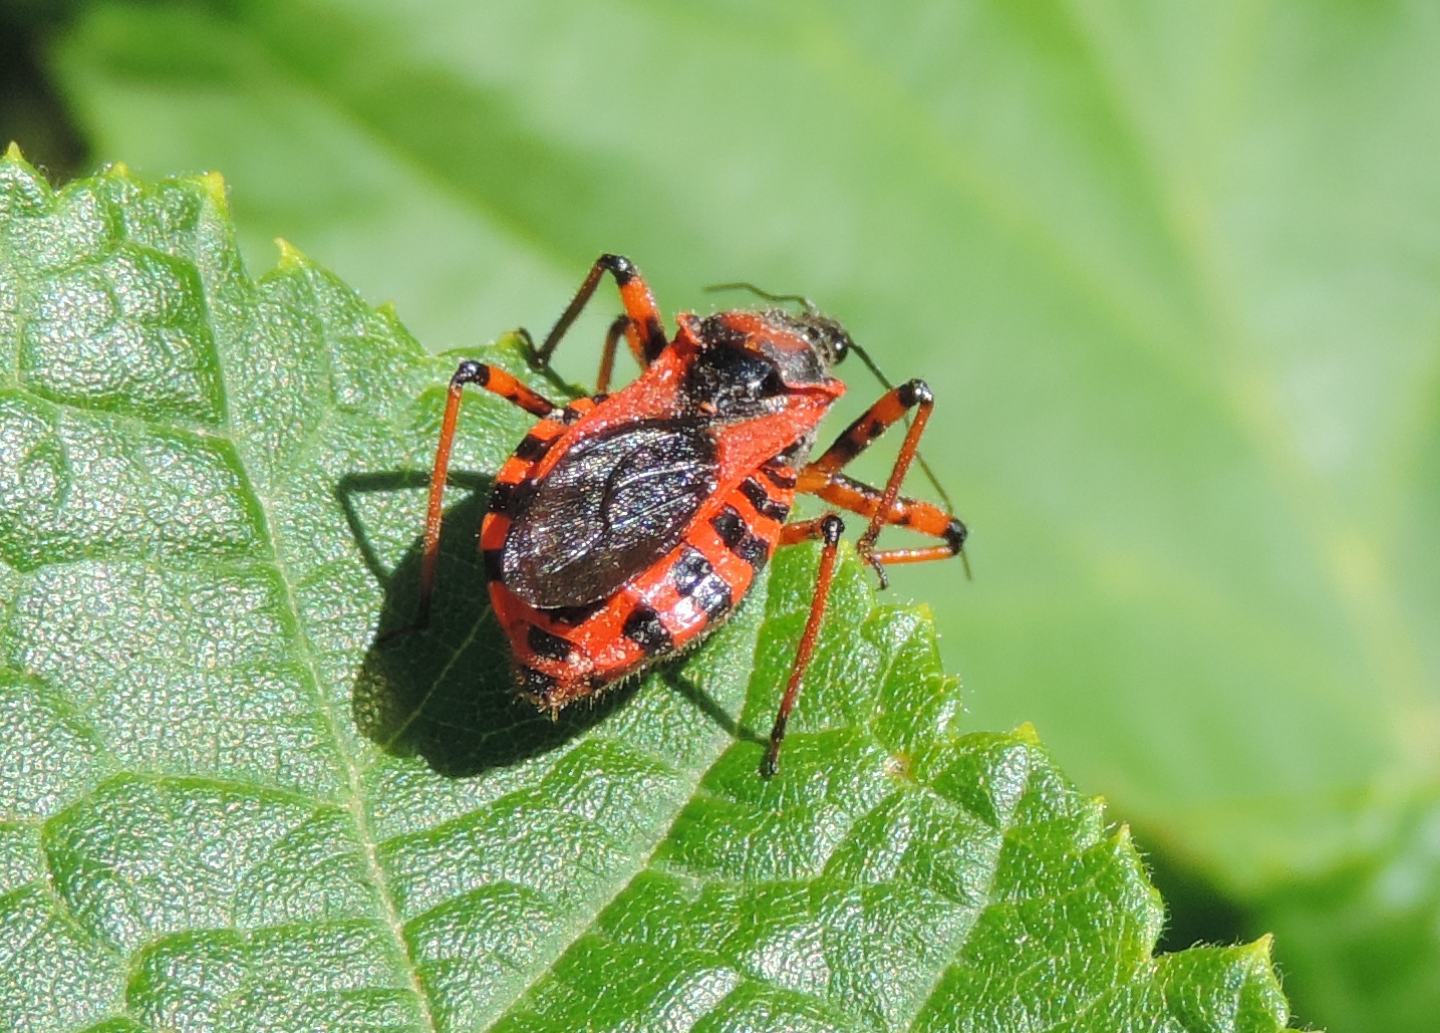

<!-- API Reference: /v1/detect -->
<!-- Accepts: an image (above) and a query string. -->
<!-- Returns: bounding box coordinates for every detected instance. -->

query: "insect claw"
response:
[856,541,889,590]
[759,745,780,779]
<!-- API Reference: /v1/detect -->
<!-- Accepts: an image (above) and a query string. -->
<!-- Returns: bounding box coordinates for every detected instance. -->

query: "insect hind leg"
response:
[763,513,845,778]
[388,361,559,640]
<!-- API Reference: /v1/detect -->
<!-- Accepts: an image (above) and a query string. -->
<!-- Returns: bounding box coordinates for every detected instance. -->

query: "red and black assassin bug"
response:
[410,254,967,776]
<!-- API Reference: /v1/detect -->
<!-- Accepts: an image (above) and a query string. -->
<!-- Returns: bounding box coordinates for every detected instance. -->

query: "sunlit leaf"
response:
[42,5,1439,1026]
[0,155,1298,1031]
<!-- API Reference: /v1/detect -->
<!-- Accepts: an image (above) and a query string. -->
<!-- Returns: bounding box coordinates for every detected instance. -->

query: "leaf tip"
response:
[1244,933,1276,965]
[1011,720,1041,745]
[194,170,229,211]
[103,160,132,178]
[4,140,23,162]
[274,237,308,270]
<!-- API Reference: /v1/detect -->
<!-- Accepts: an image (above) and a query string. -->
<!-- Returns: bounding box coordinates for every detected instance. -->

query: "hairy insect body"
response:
[483,312,843,709]
[411,254,966,776]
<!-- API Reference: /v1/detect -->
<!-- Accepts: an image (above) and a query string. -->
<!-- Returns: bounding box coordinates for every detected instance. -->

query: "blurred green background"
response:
[4,2,1436,1029]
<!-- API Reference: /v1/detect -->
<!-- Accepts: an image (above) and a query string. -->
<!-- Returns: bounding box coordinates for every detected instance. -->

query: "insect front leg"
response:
[531,253,669,385]
[799,379,965,586]
[404,361,558,633]
[798,472,967,578]
[762,513,845,778]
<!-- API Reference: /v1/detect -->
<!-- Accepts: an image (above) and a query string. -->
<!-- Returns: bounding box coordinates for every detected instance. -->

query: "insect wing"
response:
[501,418,718,608]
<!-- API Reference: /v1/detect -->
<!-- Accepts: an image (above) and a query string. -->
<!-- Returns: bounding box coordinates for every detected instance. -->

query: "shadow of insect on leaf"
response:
[337,469,639,777]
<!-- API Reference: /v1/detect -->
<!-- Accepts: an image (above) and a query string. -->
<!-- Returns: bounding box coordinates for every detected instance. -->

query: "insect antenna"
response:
[704,281,818,313]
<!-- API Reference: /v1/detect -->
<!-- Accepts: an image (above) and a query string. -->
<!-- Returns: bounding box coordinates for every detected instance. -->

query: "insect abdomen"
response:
[487,463,796,710]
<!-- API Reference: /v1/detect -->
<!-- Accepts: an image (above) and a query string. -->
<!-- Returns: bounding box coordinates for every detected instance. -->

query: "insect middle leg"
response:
[407,361,558,630]
[531,253,669,387]
[799,379,966,586]
[762,513,845,778]
[594,314,632,394]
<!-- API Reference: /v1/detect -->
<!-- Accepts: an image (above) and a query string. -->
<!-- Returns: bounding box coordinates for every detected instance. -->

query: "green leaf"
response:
[40,3,1439,1027]
[0,156,1295,1030]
